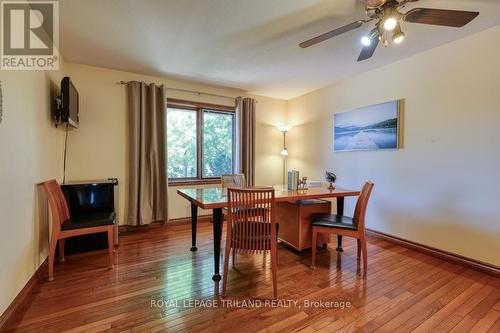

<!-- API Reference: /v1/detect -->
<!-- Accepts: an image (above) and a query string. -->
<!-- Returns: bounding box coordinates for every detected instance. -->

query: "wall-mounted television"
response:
[56,76,79,128]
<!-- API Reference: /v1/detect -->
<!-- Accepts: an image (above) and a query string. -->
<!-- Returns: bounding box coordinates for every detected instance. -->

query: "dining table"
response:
[177,184,360,282]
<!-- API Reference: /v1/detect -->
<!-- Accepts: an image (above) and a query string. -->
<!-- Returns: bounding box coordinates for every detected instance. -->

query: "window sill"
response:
[169,179,221,187]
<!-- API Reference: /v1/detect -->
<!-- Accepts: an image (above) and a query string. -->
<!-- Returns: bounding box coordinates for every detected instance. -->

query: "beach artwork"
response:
[334,100,402,152]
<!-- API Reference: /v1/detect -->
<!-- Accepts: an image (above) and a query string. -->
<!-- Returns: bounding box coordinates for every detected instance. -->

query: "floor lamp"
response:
[278,125,292,185]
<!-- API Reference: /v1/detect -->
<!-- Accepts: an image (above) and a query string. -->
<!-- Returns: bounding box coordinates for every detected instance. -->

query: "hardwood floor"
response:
[3,220,500,333]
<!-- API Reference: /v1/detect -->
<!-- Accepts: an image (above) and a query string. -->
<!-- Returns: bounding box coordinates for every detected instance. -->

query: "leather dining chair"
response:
[222,187,278,299]
[41,180,115,281]
[311,181,374,277]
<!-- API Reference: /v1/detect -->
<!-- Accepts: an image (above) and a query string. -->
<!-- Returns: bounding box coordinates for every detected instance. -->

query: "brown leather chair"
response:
[222,187,278,299]
[41,180,115,281]
[311,181,374,277]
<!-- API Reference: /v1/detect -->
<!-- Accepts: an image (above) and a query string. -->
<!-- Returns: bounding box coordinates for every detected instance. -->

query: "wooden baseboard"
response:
[366,228,500,278]
[0,259,48,330]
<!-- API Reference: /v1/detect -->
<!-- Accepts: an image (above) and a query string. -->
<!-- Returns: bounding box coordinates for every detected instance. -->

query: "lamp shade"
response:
[277,125,292,133]
[280,148,289,156]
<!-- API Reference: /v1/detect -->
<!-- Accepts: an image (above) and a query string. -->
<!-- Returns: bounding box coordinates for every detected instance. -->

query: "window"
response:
[167,99,235,182]
[166,107,197,178]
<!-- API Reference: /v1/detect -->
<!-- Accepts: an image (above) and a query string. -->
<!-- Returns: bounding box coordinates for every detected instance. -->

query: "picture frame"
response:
[333,99,404,152]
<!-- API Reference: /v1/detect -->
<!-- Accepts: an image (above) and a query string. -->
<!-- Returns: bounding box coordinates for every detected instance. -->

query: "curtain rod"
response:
[117,81,236,100]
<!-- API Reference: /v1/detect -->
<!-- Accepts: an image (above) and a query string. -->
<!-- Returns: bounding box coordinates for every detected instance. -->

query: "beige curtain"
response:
[235,97,256,186]
[126,81,168,225]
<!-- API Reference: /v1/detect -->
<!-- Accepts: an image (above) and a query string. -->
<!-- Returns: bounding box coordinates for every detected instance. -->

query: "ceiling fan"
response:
[299,0,479,62]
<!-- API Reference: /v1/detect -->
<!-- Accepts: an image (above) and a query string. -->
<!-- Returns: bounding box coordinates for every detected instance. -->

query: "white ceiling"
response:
[60,0,500,100]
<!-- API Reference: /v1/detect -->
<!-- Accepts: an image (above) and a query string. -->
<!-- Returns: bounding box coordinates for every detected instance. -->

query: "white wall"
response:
[63,63,288,222]
[287,26,500,267]
[0,64,66,315]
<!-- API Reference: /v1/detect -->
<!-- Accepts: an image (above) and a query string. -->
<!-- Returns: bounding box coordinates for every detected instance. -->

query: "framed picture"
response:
[334,99,404,152]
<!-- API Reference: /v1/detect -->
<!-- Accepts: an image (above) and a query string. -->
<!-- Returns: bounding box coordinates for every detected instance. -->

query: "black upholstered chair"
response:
[311,181,374,277]
[41,180,115,281]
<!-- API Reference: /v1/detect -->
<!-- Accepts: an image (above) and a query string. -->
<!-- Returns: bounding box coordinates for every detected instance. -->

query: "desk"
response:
[177,185,360,282]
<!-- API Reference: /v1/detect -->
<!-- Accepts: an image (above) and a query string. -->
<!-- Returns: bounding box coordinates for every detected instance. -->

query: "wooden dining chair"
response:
[311,181,374,277]
[221,173,246,188]
[41,180,115,281]
[221,174,268,266]
[222,187,278,299]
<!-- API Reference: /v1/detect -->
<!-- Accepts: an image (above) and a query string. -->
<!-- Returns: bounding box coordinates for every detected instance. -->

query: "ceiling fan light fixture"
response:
[362,27,379,46]
[361,36,372,46]
[393,32,405,44]
[382,7,400,31]
[392,32,406,44]
[392,23,405,44]
[383,17,398,31]
[393,33,405,43]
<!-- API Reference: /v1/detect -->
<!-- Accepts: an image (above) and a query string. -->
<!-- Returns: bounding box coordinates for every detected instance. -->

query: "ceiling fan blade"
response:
[299,21,365,48]
[404,8,479,27]
[357,35,380,62]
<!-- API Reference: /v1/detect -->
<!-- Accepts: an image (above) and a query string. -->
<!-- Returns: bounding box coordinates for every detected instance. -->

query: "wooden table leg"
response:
[190,203,198,252]
[212,208,223,282]
[336,197,344,252]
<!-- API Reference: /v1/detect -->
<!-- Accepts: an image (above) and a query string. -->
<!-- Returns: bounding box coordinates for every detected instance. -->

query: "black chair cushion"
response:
[290,199,330,206]
[311,214,358,231]
[61,212,116,231]
[232,221,279,244]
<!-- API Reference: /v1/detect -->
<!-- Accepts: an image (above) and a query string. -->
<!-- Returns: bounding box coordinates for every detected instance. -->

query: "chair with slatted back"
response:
[221,174,247,266]
[221,174,269,266]
[222,187,278,299]
[311,181,374,277]
[221,173,246,188]
[41,180,115,281]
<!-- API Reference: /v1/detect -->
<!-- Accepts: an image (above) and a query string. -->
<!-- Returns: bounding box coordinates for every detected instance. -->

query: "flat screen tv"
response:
[57,76,79,128]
